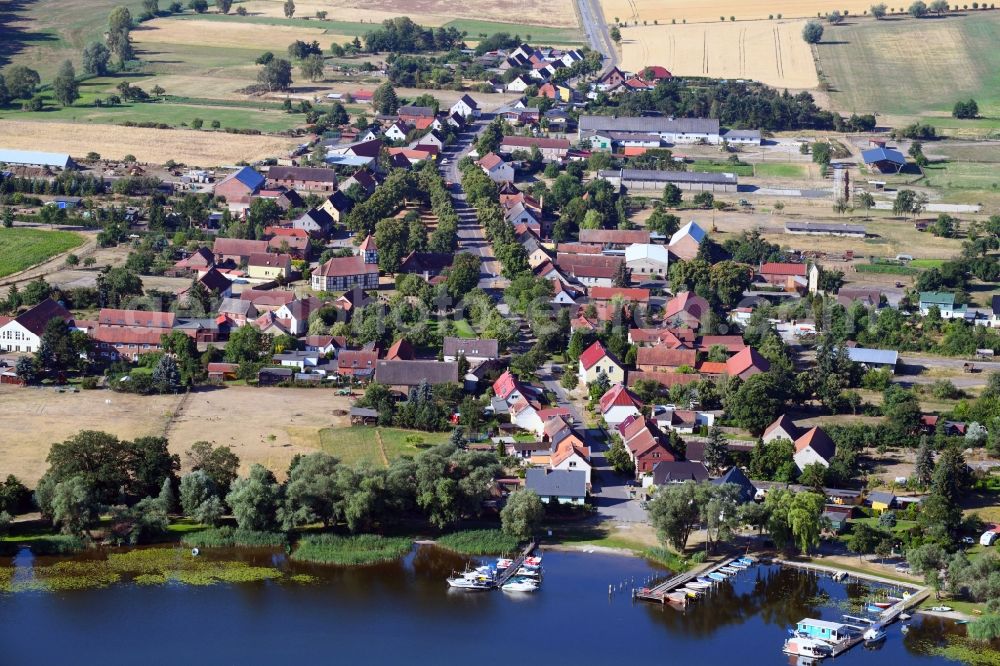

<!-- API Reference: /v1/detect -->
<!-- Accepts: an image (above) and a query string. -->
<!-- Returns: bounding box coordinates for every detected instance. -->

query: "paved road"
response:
[576,0,617,73]
[438,115,507,292]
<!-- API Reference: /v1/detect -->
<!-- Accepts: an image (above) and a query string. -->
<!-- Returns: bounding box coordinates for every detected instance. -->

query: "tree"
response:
[909,0,929,16]
[82,42,111,76]
[870,2,888,17]
[847,522,883,558]
[187,441,240,496]
[447,252,481,299]
[931,445,970,503]
[914,436,934,486]
[2,207,14,228]
[215,0,233,12]
[158,476,177,513]
[225,323,269,366]
[226,464,282,531]
[928,0,949,12]
[611,261,630,288]
[96,265,143,307]
[702,425,730,474]
[953,98,979,119]
[893,189,917,216]
[280,453,341,528]
[648,481,707,552]
[283,0,295,18]
[827,9,845,23]
[258,58,293,91]
[0,475,33,516]
[610,26,622,43]
[501,489,544,540]
[108,496,169,545]
[727,373,784,434]
[646,208,680,236]
[606,440,635,475]
[142,0,159,14]
[908,542,948,596]
[179,471,223,525]
[711,260,752,308]
[107,7,135,65]
[798,462,827,490]
[152,354,182,393]
[662,182,682,207]
[300,53,325,81]
[476,118,503,156]
[802,21,824,44]
[4,65,40,99]
[878,510,897,529]
[372,82,399,114]
[692,192,714,208]
[750,438,797,482]
[188,0,208,12]
[50,476,100,536]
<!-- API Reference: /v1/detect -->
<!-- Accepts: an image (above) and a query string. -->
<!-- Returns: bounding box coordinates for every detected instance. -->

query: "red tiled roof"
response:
[760,262,807,277]
[213,238,269,257]
[385,338,415,361]
[579,341,612,371]
[696,361,727,375]
[249,253,291,269]
[794,426,836,461]
[664,292,710,320]
[359,234,377,252]
[338,350,377,370]
[92,325,164,346]
[626,370,701,389]
[726,347,770,377]
[315,255,378,278]
[636,347,697,368]
[589,286,650,303]
[98,308,174,329]
[599,383,642,414]
[696,335,746,353]
[493,370,525,401]
[477,152,504,170]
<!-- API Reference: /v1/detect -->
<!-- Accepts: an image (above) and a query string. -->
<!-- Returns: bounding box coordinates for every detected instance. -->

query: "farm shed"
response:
[784,221,866,238]
[861,147,906,173]
[0,148,76,170]
[598,168,738,193]
[845,347,899,373]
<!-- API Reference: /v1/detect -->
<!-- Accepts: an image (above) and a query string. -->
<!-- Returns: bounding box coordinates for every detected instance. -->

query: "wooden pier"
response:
[633,557,740,604]
[494,540,537,588]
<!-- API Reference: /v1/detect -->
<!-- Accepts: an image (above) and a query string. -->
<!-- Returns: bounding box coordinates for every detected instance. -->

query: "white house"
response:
[450,94,480,118]
[0,299,73,353]
[792,427,837,471]
[550,279,583,306]
[476,152,514,183]
[273,297,321,336]
[550,441,592,486]
[383,122,410,142]
[506,75,531,92]
[599,383,643,427]
[510,398,543,434]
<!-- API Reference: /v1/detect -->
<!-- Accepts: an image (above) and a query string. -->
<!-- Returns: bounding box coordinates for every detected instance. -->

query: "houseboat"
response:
[784,619,862,658]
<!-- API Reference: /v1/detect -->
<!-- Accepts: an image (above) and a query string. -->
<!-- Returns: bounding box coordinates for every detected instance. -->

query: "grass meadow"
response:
[318,427,452,466]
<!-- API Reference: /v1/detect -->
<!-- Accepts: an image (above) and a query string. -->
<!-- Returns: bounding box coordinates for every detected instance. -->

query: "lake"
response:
[0,545,966,665]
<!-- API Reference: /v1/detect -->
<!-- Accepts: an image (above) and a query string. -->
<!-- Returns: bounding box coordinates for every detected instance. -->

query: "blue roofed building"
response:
[861,147,906,173]
[214,166,266,211]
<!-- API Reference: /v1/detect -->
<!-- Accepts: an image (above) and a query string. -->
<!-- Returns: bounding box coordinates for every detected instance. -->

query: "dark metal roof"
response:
[599,168,737,185]
[580,115,720,135]
[525,468,587,498]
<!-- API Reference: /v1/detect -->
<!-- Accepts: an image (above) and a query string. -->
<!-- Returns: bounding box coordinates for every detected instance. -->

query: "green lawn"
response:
[921,161,1000,190]
[164,12,372,35]
[453,319,477,339]
[0,228,84,278]
[815,13,1000,119]
[754,162,807,179]
[318,426,451,466]
[443,19,584,44]
[908,259,946,269]
[690,160,753,176]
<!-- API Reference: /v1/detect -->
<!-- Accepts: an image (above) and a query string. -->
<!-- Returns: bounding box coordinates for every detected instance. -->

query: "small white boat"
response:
[720,566,739,574]
[687,581,712,590]
[696,576,716,585]
[447,576,492,590]
[524,556,542,566]
[516,567,541,578]
[502,578,538,593]
[929,606,953,613]
[864,626,887,643]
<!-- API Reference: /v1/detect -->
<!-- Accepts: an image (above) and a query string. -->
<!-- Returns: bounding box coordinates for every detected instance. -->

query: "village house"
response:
[549,436,592,486]
[247,253,292,282]
[525,468,587,505]
[312,255,379,292]
[919,291,968,319]
[617,415,678,476]
[624,243,670,278]
[398,105,436,124]
[384,338,416,361]
[188,267,233,299]
[383,121,411,142]
[663,291,710,329]
[578,340,625,387]
[305,334,346,356]
[239,289,296,312]
[267,233,309,260]
[213,166,265,211]
[668,221,707,261]
[172,247,214,274]
[91,326,164,361]
[0,299,75,353]
[476,152,514,183]
[398,252,452,278]
[293,208,334,237]
[578,228,650,248]
[373,360,460,392]
[499,135,570,161]
[493,369,533,406]
[588,286,650,306]
[450,94,480,118]
[725,347,770,380]
[758,262,808,290]
[337,350,378,380]
[274,297,322,336]
[599,383,643,427]
[792,426,837,471]
[650,460,709,486]
[556,253,622,288]
[212,238,269,266]
[218,298,257,327]
[266,166,338,193]
[320,190,354,223]
[442,337,500,364]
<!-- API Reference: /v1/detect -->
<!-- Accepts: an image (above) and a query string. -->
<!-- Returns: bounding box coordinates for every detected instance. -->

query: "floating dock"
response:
[633,557,743,605]
[494,540,538,588]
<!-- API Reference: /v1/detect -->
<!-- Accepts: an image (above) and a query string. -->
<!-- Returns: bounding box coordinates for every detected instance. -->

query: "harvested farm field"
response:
[0,386,355,485]
[620,20,818,89]
[0,120,297,167]
[603,0,878,24]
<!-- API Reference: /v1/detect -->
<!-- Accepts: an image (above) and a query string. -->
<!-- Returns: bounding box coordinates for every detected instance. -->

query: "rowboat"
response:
[720,566,740,574]
[697,576,716,585]
[687,581,712,590]
[708,572,727,582]
[867,605,886,614]
[871,601,892,609]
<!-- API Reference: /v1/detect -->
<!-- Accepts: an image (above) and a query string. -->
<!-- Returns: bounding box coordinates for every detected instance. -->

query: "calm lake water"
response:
[0,546,965,665]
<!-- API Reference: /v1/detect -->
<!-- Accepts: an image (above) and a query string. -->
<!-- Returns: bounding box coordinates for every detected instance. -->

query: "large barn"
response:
[598,168,738,193]
[0,148,76,170]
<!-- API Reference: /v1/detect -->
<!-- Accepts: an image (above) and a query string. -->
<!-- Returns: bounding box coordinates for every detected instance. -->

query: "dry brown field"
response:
[242,0,581,27]
[620,19,818,89]
[0,386,354,485]
[0,120,298,166]
[603,0,874,24]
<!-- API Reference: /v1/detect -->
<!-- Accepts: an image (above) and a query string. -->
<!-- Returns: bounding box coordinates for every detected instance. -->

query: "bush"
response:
[181,526,287,548]
[291,534,412,565]
[436,529,519,555]
[802,20,824,43]
[80,377,99,390]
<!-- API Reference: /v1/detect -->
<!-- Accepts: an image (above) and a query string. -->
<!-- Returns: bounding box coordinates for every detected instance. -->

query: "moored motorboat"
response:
[929,606,953,613]
[783,636,833,659]
[687,581,711,590]
[697,576,716,585]
[524,556,542,566]
[708,572,727,582]
[863,625,887,643]
[872,601,892,609]
[516,567,541,578]
[447,576,492,590]
[502,578,538,593]
[720,566,739,574]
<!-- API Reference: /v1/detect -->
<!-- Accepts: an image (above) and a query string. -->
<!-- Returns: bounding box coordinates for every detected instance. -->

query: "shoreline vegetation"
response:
[434,529,520,556]
[290,534,413,565]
